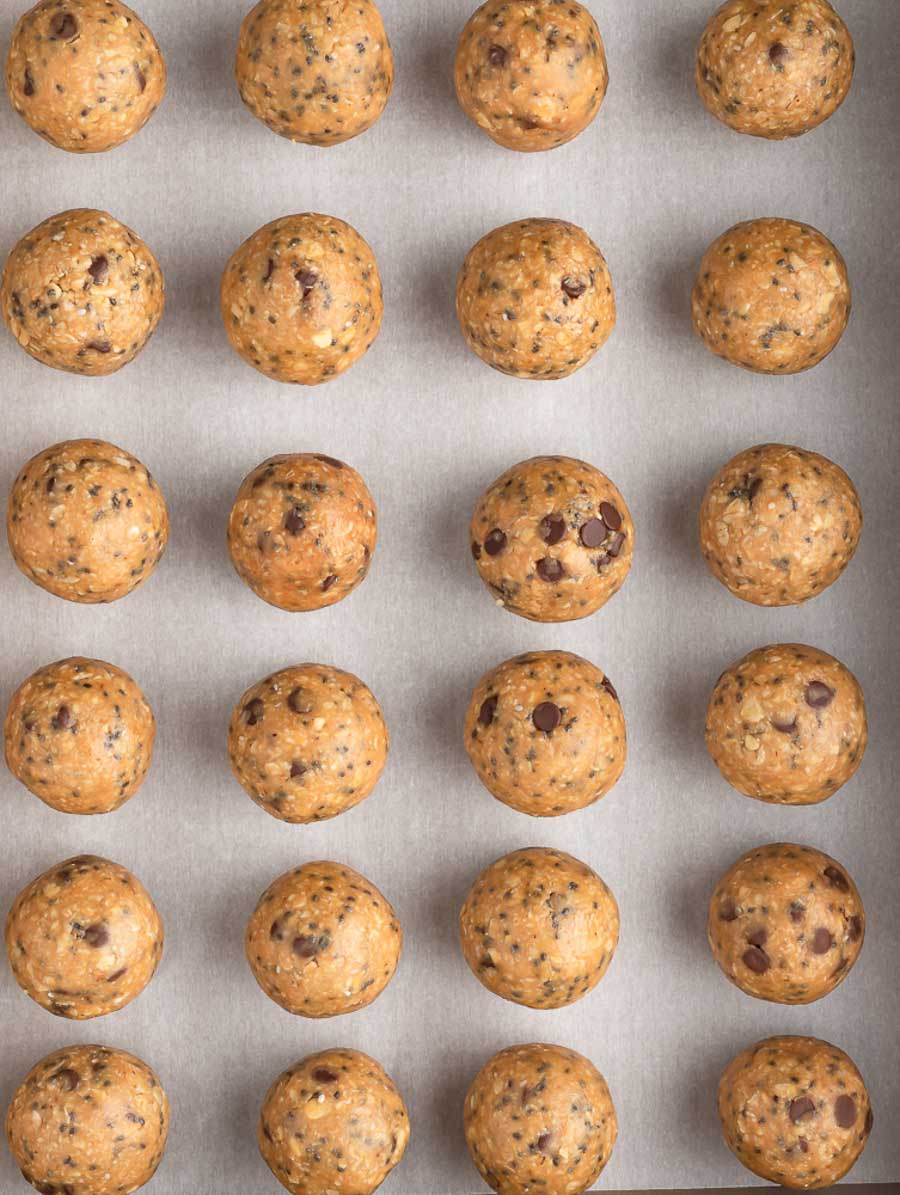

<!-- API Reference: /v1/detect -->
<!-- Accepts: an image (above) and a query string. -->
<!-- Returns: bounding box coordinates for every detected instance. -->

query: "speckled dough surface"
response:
[235,0,393,146]
[6,1043,170,1195]
[7,438,169,603]
[707,842,864,1004]
[718,1035,873,1188]
[691,217,850,374]
[699,443,862,606]
[221,212,383,385]
[6,0,166,153]
[245,861,401,1017]
[259,1048,409,1195]
[454,0,608,152]
[470,455,633,622]
[1,208,164,375]
[456,218,615,379]
[696,0,854,140]
[464,1043,617,1195]
[705,643,866,805]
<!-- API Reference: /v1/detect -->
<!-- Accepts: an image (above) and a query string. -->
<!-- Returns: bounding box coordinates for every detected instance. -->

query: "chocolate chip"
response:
[835,1095,857,1129]
[865,1106,874,1134]
[23,69,35,97]
[599,502,622,531]
[471,541,482,560]
[848,915,863,942]
[479,696,497,726]
[533,702,561,733]
[106,967,128,982]
[789,1096,816,1124]
[561,276,587,299]
[811,927,833,954]
[790,902,805,923]
[719,899,738,922]
[769,41,789,62]
[580,518,606,548]
[296,269,318,299]
[49,12,78,39]
[824,865,849,892]
[262,258,274,283]
[748,476,763,501]
[51,705,71,730]
[806,681,835,708]
[244,697,264,725]
[601,675,618,702]
[798,1139,809,1153]
[283,508,305,535]
[539,515,566,545]
[83,923,109,948]
[536,557,564,582]
[488,44,508,67]
[321,574,338,591]
[88,256,109,284]
[287,688,308,714]
[746,928,767,948]
[484,529,507,556]
[314,455,343,468]
[86,339,111,353]
[312,1067,338,1083]
[290,761,307,778]
[772,718,798,734]
[292,935,320,959]
[536,1133,553,1152]
[606,532,625,558]
[54,1068,79,1091]
[742,946,769,973]
[135,63,146,92]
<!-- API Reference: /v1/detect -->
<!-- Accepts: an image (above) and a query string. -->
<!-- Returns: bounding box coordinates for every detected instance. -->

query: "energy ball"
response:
[470,455,633,622]
[227,453,377,612]
[708,842,865,1004]
[692,217,850,374]
[706,643,866,806]
[699,443,862,606]
[465,1043,617,1195]
[1,208,164,375]
[6,0,166,153]
[696,0,854,140]
[465,650,625,817]
[259,1048,409,1195]
[454,0,608,152]
[459,847,619,1009]
[456,218,615,379]
[235,0,393,146]
[245,861,401,1017]
[7,438,170,603]
[220,212,383,385]
[228,663,388,823]
[5,853,163,1018]
[6,1044,170,1195]
[718,1035,873,1189]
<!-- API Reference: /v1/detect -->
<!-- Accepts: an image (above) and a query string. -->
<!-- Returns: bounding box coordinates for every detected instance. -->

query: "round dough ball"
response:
[465,650,625,816]
[259,1048,409,1195]
[454,0,608,152]
[692,217,850,374]
[696,0,854,140]
[7,438,170,603]
[246,860,401,1017]
[5,853,163,1018]
[718,1035,873,1188]
[236,0,393,146]
[6,0,166,153]
[705,643,866,805]
[699,443,862,607]
[1,208,165,375]
[708,842,864,1004]
[6,1043,169,1195]
[227,453,377,611]
[459,848,619,1008]
[465,1043,617,1195]
[220,212,383,385]
[228,663,388,823]
[456,218,615,379]
[470,455,633,622]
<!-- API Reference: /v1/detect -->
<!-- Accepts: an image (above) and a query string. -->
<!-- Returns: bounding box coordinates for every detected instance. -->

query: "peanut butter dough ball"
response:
[465,1043,617,1195]
[1,208,164,375]
[221,212,383,385]
[236,0,393,146]
[456,218,615,379]
[718,1035,873,1189]
[465,651,625,817]
[706,644,866,806]
[7,438,170,603]
[700,443,862,607]
[454,0,608,152]
[6,1043,170,1195]
[227,453,377,612]
[259,1048,409,1195]
[696,0,854,140]
[228,663,388,823]
[471,455,633,622]
[708,843,864,1004]
[5,854,163,1018]
[692,217,850,374]
[6,0,166,153]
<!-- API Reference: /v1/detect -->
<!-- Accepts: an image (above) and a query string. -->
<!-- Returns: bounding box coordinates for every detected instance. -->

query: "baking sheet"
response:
[0,0,898,1190]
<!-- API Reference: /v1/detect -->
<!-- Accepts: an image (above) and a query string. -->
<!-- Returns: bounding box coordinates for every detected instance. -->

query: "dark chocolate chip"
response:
[536,557,564,582]
[88,256,109,284]
[471,541,482,560]
[488,44,508,67]
[772,718,798,734]
[599,502,622,531]
[806,681,835,708]
[23,69,35,97]
[135,63,146,92]
[601,675,618,702]
[606,532,625,558]
[790,902,805,923]
[561,276,587,299]
[262,258,274,283]
[292,935,320,959]
[51,705,71,731]
[296,269,318,299]
[312,1067,338,1083]
[769,41,789,62]
[54,1068,79,1091]
[746,928,767,948]
[485,529,507,556]
[824,866,849,892]
[742,945,769,973]
[811,927,833,954]
[86,339,111,353]
[287,689,307,714]
[82,923,109,948]
[789,1096,816,1124]
[580,518,606,548]
[835,1095,857,1129]
[848,914,863,942]
[290,761,307,778]
[719,899,738,922]
[748,476,763,501]
[798,1139,809,1154]
[244,697,264,725]
[314,455,343,469]
[539,515,566,545]
[865,1106,874,1134]
[283,508,305,535]
[533,702,561,733]
[479,696,497,726]
[321,574,338,592]
[49,12,78,39]
[536,1133,553,1152]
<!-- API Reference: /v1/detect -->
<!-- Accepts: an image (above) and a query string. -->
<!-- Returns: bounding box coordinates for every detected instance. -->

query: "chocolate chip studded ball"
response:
[221,212,383,385]
[7,438,170,603]
[718,1035,873,1189]
[699,443,862,606]
[454,0,608,152]
[259,1048,409,1195]
[706,644,866,806]
[465,1043,617,1195]
[6,1044,170,1195]
[696,0,854,140]
[246,861,401,1018]
[6,0,166,153]
[692,217,850,374]
[456,218,615,379]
